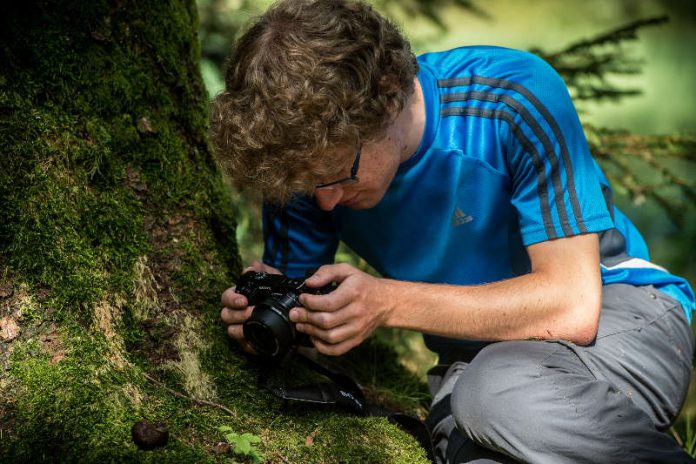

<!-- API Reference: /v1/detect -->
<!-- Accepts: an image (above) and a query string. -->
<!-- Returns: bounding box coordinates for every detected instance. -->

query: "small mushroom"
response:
[131,419,169,450]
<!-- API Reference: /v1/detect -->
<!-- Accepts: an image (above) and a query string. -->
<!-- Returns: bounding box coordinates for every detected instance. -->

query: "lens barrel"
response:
[243,292,299,358]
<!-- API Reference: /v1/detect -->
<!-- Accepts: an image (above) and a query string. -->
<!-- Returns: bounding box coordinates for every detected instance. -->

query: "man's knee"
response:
[450,341,557,444]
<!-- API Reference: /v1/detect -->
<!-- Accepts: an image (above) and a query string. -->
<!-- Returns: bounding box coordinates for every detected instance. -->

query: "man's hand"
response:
[220,260,281,354]
[291,263,393,356]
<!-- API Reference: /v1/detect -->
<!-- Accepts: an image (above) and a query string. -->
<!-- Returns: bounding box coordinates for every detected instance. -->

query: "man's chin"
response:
[341,195,380,210]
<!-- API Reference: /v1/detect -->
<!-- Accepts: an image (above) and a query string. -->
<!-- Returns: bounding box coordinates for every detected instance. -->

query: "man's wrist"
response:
[377,278,403,329]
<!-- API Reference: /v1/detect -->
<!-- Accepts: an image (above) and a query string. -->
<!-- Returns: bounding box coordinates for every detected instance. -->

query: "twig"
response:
[142,372,237,418]
[273,452,291,464]
[671,426,685,447]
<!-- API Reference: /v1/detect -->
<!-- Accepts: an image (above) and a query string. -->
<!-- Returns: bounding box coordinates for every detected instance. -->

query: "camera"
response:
[235,271,334,359]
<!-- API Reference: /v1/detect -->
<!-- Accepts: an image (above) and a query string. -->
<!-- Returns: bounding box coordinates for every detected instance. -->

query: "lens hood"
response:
[243,293,297,358]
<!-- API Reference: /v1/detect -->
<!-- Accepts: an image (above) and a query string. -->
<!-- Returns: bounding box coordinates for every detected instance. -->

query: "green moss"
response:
[0,0,235,312]
[4,332,218,463]
[4,318,429,463]
[7,334,133,460]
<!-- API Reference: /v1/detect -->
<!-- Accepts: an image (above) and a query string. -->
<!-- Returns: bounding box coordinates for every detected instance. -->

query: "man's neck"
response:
[397,77,426,164]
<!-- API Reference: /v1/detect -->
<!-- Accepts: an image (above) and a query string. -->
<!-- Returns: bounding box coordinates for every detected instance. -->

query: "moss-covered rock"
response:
[0,1,430,462]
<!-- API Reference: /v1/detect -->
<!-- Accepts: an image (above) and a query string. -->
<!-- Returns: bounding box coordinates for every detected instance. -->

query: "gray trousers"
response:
[426,284,695,463]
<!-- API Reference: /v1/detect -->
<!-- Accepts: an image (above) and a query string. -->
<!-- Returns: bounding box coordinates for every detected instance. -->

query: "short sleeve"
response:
[503,52,614,245]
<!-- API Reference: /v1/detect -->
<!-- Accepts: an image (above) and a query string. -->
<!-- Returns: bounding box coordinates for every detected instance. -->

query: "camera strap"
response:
[257,349,435,463]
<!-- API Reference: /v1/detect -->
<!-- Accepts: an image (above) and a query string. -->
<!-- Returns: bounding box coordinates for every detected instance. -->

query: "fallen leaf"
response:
[212,441,231,454]
[0,316,20,342]
[305,428,319,447]
[137,117,156,134]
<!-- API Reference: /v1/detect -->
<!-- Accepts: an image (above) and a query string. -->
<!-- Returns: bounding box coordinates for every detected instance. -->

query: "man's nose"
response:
[314,187,343,211]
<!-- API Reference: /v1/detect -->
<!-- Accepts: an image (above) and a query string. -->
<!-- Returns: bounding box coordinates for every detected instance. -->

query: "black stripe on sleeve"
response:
[442,90,573,236]
[439,77,586,234]
[279,208,290,274]
[441,106,557,239]
[266,206,280,269]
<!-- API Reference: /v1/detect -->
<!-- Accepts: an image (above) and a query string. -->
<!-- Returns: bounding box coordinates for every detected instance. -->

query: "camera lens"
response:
[244,320,280,357]
[243,293,298,358]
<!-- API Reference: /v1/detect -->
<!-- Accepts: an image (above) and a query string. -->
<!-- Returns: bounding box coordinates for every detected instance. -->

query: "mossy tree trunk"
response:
[0,1,428,462]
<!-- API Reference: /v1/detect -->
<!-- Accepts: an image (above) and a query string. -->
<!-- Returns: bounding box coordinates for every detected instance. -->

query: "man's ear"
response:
[378,73,403,118]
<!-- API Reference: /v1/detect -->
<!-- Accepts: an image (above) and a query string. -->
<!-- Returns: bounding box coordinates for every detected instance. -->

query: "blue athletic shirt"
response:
[262,46,695,353]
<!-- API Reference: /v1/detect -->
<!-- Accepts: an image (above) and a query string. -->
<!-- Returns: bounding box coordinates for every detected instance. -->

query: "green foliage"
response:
[373,0,488,30]
[587,128,696,229]
[533,16,670,103]
[218,427,264,463]
[341,331,433,414]
[671,416,696,458]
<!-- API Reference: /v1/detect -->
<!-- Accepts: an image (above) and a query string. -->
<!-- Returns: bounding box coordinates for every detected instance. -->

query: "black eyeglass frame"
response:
[315,144,362,189]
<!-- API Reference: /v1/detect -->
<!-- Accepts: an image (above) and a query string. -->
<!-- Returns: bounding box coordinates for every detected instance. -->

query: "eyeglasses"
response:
[315,144,362,189]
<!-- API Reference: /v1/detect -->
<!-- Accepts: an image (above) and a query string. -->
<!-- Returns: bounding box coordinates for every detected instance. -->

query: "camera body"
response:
[235,271,334,359]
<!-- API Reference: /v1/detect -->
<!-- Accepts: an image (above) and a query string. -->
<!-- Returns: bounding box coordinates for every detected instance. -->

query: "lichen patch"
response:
[0,280,44,322]
[164,315,216,402]
[122,382,143,409]
[93,297,128,369]
[133,255,161,320]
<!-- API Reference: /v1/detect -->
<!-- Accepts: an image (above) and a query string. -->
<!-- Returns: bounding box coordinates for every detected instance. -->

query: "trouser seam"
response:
[597,311,667,339]
[544,342,639,462]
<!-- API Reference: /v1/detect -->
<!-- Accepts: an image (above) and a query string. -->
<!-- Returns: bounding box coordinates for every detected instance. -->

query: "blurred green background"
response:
[196,0,696,448]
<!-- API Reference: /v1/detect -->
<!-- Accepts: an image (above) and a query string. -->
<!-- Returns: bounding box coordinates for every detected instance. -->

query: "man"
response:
[213,0,696,462]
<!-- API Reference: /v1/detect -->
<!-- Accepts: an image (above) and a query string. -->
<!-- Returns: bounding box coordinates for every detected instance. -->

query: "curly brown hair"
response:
[211,0,418,203]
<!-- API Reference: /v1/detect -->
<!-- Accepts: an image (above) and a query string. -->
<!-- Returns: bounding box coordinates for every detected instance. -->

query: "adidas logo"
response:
[451,207,473,227]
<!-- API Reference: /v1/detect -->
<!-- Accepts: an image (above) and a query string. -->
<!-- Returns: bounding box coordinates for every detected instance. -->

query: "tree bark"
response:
[0,1,428,462]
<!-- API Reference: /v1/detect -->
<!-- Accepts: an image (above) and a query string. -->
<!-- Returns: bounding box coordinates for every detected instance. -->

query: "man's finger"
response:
[296,322,357,345]
[311,336,357,357]
[225,327,257,355]
[221,287,247,308]
[226,324,244,339]
[221,306,254,324]
[290,305,350,328]
[304,263,354,288]
[298,289,352,313]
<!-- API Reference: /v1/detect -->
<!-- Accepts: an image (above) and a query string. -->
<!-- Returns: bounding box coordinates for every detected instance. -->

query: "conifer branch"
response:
[532,16,670,103]
[587,127,696,227]
[545,16,669,59]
